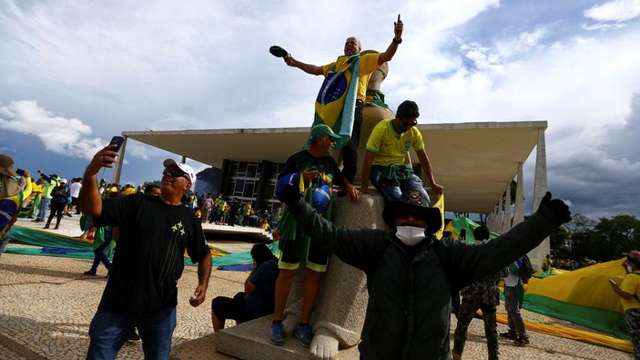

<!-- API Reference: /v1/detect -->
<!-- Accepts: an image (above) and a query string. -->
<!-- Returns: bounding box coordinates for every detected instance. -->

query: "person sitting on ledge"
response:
[360,100,443,203]
[276,182,571,360]
[211,243,278,331]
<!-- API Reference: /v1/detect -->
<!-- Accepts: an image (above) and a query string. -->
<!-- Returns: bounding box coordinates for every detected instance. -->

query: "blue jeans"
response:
[370,169,430,204]
[36,197,50,221]
[89,242,112,273]
[86,307,177,360]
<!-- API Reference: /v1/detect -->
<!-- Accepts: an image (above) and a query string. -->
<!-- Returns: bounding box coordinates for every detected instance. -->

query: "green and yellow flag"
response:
[313,54,360,149]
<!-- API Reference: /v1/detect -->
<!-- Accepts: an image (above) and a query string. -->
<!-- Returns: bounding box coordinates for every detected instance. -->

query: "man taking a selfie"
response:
[80,144,211,360]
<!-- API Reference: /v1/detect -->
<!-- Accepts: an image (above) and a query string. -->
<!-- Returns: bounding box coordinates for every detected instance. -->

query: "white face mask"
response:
[395,226,426,246]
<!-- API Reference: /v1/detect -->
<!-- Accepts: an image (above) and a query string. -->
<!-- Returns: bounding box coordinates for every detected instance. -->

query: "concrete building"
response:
[116,121,549,266]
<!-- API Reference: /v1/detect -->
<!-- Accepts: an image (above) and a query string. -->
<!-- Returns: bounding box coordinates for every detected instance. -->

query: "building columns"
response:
[528,128,549,268]
[497,193,505,234]
[514,162,525,225]
[502,181,512,233]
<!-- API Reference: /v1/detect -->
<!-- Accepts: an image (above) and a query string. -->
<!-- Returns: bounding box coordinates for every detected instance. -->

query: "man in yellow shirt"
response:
[361,100,443,203]
[281,15,404,183]
[28,178,43,218]
[611,250,640,359]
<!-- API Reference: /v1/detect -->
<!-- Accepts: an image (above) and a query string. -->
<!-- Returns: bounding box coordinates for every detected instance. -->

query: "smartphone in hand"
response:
[109,136,125,152]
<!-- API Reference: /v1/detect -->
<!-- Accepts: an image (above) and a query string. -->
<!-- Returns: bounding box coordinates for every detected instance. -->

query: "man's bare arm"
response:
[416,149,443,194]
[378,14,403,64]
[79,146,119,217]
[284,56,324,75]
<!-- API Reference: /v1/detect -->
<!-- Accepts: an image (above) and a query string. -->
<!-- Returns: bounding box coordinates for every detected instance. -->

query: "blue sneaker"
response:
[271,321,285,346]
[294,323,313,348]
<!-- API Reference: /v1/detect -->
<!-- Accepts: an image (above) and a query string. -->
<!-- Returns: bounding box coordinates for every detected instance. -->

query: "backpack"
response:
[516,255,535,284]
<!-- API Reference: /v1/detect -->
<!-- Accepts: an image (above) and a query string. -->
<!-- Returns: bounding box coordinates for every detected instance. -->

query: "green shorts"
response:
[278,235,329,273]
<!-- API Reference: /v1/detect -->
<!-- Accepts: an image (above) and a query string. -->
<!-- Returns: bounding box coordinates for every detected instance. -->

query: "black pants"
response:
[46,203,66,228]
[341,100,363,184]
[211,292,249,324]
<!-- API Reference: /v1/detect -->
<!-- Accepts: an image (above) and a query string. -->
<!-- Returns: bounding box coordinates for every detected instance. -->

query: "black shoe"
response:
[84,270,97,276]
[513,337,528,347]
[499,331,516,340]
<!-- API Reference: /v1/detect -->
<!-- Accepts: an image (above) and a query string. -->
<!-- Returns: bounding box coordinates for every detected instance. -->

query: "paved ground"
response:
[0,246,633,359]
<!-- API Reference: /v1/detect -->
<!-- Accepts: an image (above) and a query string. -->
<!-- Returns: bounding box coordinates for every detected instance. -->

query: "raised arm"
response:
[444,193,571,290]
[378,14,403,64]
[283,55,325,76]
[79,145,119,217]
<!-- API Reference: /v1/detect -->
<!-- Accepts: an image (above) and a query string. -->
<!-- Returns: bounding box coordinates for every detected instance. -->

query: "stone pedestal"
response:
[213,193,387,359]
[333,104,394,185]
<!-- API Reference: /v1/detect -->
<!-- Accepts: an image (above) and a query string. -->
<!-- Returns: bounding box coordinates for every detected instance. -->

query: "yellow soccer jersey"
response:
[366,119,425,167]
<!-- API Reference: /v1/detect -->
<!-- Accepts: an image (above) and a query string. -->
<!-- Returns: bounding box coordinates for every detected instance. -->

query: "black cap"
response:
[382,190,442,234]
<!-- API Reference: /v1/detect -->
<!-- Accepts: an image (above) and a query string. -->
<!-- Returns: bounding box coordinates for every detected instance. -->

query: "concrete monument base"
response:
[213,316,360,360]
[213,194,387,359]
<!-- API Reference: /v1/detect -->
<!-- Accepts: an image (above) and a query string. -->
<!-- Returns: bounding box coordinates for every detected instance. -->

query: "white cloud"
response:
[0,100,103,159]
[0,100,151,160]
[495,28,548,58]
[404,27,640,216]
[584,0,640,22]
[582,22,628,31]
[126,142,150,160]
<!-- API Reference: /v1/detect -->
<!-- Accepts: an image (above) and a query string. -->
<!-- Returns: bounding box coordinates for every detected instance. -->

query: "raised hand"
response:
[86,145,119,176]
[394,14,403,40]
[538,191,571,225]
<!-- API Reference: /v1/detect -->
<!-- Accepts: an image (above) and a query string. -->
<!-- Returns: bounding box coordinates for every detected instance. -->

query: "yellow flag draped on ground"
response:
[524,258,629,340]
[313,55,360,149]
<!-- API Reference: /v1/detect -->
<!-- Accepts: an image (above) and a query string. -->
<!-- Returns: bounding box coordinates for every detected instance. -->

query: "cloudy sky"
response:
[1,0,639,218]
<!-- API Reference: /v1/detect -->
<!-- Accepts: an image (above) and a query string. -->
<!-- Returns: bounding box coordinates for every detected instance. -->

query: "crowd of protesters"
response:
[195,192,275,231]
[10,165,274,234]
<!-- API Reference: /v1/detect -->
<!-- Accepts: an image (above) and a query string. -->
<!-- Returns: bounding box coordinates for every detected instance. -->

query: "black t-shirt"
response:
[244,259,278,318]
[279,150,344,186]
[94,193,210,314]
[51,185,69,205]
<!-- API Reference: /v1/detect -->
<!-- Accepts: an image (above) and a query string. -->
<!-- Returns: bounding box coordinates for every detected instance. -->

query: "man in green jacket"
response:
[277,186,570,360]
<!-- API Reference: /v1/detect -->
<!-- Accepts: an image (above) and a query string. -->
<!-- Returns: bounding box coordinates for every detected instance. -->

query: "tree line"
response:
[550,214,640,262]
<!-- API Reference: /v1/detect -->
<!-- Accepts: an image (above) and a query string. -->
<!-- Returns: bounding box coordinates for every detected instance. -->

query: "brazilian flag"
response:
[312,54,360,149]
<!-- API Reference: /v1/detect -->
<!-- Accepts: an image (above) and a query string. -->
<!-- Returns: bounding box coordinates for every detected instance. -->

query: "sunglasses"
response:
[162,169,189,181]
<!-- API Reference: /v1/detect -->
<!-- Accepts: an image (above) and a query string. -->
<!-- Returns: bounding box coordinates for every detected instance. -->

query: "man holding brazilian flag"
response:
[280,15,404,183]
